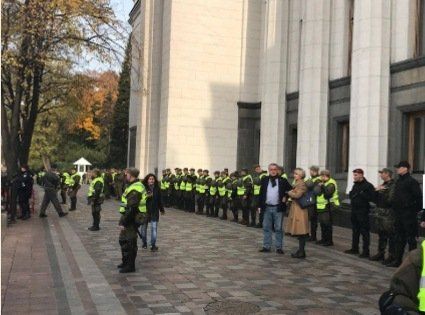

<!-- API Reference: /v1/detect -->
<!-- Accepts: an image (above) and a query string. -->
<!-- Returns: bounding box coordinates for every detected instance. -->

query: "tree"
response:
[1,0,124,177]
[108,38,131,168]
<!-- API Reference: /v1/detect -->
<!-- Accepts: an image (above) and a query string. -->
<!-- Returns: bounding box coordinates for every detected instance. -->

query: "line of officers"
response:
[158,165,340,240]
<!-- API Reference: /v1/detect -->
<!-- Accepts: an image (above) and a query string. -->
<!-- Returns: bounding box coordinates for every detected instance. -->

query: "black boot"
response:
[370,252,385,261]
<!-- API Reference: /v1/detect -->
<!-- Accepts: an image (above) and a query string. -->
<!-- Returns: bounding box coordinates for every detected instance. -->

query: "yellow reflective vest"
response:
[418,240,425,311]
[119,181,147,214]
[88,177,104,197]
[316,178,340,212]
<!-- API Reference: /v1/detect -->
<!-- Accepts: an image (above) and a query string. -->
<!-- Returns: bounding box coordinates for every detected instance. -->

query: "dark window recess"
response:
[347,0,354,75]
[128,127,137,167]
[415,0,425,57]
[407,111,425,173]
[236,103,261,170]
[336,121,349,173]
[288,126,298,173]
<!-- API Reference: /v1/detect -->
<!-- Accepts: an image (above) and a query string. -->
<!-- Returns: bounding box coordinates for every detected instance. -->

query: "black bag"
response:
[297,190,316,209]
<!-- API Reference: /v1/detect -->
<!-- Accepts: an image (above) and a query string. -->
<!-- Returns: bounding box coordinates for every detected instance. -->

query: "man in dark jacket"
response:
[68,168,81,211]
[258,163,292,254]
[387,161,423,268]
[345,168,375,258]
[39,167,68,218]
[17,165,34,220]
[87,169,104,231]
[370,168,396,264]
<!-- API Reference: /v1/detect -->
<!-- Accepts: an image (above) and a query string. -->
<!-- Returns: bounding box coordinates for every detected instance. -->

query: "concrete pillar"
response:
[259,0,289,167]
[296,0,331,171]
[391,0,416,62]
[348,0,391,189]
[330,0,351,79]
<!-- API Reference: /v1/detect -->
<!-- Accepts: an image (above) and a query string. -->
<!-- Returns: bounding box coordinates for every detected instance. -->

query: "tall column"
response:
[348,0,391,189]
[259,0,289,167]
[296,0,331,171]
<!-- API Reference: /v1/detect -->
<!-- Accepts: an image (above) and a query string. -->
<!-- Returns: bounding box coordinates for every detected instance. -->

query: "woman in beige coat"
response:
[287,168,309,258]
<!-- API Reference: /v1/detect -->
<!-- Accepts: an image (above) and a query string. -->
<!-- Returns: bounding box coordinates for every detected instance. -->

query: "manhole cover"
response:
[204,300,260,314]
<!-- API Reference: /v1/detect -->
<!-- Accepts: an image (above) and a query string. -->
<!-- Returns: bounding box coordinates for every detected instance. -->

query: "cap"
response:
[394,161,411,169]
[190,168,195,172]
[309,165,319,172]
[378,168,393,175]
[203,169,209,173]
[352,168,364,174]
[320,169,331,177]
[126,167,140,178]
[197,168,203,172]
[183,167,188,171]
[214,170,220,175]
[252,164,261,169]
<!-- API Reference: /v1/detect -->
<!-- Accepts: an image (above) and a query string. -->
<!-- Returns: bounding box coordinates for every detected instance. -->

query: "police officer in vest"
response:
[180,168,189,210]
[237,169,253,226]
[173,168,182,209]
[185,168,196,212]
[160,169,169,207]
[195,169,205,215]
[207,171,220,217]
[87,169,104,231]
[305,166,321,241]
[68,168,81,211]
[169,168,177,207]
[218,171,231,220]
[251,165,267,228]
[60,170,71,204]
[230,172,239,222]
[316,170,339,246]
[118,168,147,273]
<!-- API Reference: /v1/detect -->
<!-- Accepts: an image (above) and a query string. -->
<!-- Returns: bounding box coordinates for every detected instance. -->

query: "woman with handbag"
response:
[287,168,309,258]
[140,173,165,251]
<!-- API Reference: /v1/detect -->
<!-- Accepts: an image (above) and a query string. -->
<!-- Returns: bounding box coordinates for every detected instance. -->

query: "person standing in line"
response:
[370,168,396,264]
[387,161,423,268]
[68,168,81,211]
[87,169,104,231]
[304,166,321,241]
[258,163,292,254]
[39,166,68,218]
[345,169,375,258]
[287,168,309,258]
[251,165,267,228]
[140,173,164,251]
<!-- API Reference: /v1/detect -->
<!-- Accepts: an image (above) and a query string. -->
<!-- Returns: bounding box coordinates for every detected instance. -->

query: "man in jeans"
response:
[258,163,292,254]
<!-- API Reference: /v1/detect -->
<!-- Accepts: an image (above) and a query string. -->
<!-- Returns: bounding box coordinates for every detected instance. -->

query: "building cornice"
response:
[391,56,425,73]
[237,101,261,109]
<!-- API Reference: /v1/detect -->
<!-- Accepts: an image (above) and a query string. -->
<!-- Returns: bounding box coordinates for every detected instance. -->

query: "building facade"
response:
[128,0,425,192]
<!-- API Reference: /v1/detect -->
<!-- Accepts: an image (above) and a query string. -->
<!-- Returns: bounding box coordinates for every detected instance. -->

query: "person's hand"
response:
[160,210,165,215]
[257,208,261,214]
[118,225,125,231]
[243,195,247,200]
[282,197,287,203]
[420,221,425,229]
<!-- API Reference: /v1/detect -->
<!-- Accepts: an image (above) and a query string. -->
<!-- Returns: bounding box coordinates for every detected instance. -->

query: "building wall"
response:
[129,0,424,189]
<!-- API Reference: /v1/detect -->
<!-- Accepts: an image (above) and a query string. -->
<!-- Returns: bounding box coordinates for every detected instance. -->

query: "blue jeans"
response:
[140,221,158,246]
[263,206,283,250]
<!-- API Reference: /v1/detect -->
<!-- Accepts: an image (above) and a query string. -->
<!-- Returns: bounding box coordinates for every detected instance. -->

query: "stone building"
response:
[128,0,425,192]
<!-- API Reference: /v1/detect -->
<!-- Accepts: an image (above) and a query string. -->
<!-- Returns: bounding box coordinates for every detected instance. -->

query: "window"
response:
[337,121,349,173]
[289,126,298,173]
[79,165,84,173]
[128,127,137,167]
[407,111,425,173]
[415,0,425,57]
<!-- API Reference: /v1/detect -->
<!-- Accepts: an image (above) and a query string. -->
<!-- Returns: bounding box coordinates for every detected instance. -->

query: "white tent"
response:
[73,157,92,179]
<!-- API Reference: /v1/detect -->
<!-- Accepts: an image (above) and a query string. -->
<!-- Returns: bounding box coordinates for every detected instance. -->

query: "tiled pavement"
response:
[2,185,396,314]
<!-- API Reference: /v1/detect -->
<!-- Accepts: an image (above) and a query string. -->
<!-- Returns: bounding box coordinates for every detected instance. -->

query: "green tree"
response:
[108,38,131,168]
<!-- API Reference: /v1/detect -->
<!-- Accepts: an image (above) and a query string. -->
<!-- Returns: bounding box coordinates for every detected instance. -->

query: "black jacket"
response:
[18,170,33,198]
[392,173,422,212]
[349,179,374,211]
[42,171,60,190]
[145,184,164,222]
[259,176,292,213]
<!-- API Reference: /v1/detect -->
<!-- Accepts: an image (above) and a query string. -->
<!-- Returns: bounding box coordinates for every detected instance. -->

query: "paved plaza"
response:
[2,186,394,314]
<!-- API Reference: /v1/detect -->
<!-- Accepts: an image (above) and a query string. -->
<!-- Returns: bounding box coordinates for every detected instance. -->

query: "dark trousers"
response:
[240,196,251,223]
[214,197,221,217]
[18,195,31,218]
[196,194,205,213]
[309,206,318,240]
[221,197,228,219]
[207,195,215,216]
[184,191,195,212]
[351,211,370,253]
[394,213,417,263]
[231,198,238,221]
[377,231,396,257]
[91,204,102,228]
[40,189,64,215]
[318,211,333,244]
[250,196,260,226]
[60,188,67,204]
[119,238,138,270]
